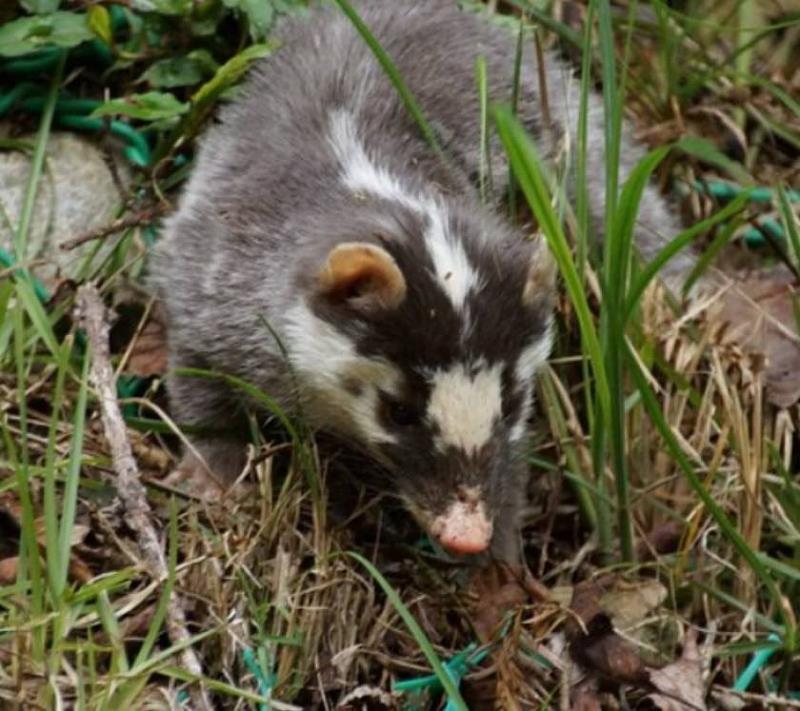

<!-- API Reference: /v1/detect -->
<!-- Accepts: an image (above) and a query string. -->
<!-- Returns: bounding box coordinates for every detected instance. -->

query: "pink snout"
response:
[430,500,493,555]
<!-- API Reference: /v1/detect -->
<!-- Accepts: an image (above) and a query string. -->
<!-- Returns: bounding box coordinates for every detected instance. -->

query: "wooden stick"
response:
[75,283,211,711]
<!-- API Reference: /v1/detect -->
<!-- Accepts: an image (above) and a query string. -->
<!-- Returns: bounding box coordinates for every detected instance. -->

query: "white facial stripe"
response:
[516,324,554,384]
[327,110,482,311]
[509,389,532,442]
[423,204,481,310]
[426,362,503,454]
[509,326,554,442]
[328,109,417,208]
[284,305,400,445]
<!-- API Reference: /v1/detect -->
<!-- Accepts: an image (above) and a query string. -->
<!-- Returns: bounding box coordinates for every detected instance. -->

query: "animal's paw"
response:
[162,452,254,502]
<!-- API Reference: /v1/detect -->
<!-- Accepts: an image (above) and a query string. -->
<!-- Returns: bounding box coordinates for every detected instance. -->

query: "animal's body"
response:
[152,0,692,563]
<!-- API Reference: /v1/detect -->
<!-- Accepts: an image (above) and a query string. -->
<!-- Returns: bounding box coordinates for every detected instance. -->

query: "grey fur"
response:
[151,0,693,563]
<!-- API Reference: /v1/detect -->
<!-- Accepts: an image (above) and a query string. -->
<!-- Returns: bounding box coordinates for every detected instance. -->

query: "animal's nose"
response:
[431,499,493,555]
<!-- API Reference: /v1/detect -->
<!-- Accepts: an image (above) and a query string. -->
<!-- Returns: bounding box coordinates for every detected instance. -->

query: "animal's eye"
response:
[388,401,420,427]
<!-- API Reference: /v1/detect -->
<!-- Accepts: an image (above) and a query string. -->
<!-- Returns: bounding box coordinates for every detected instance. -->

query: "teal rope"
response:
[696,180,800,204]
[0,246,50,303]
[733,633,781,692]
[693,179,800,248]
[242,647,274,711]
[1,94,152,167]
[393,642,489,702]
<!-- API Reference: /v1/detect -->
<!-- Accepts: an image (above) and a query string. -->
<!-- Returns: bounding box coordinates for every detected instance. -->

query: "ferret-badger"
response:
[152,0,695,563]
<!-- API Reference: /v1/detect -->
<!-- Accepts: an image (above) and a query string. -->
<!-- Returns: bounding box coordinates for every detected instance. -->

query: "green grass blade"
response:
[14,277,59,358]
[97,591,129,674]
[14,50,64,261]
[493,106,611,426]
[677,135,752,184]
[12,303,45,657]
[605,145,670,561]
[174,367,298,441]
[501,0,582,48]
[331,0,442,156]
[595,0,621,231]
[43,340,70,601]
[507,18,524,221]
[56,349,90,597]
[682,215,741,295]
[475,55,493,204]
[625,191,752,317]
[346,551,468,710]
[778,184,800,267]
[575,3,595,274]
[611,146,671,285]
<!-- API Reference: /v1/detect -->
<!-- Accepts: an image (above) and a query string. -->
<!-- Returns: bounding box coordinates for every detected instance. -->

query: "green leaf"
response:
[493,106,611,426]
[141,51,217,89]
[91,91,189,121]
[191,43,274,110]
[240,0,274,40]
[21,0,61,13]
[0,11,93,57]
[87,5,112,45]
[676,135,752,184]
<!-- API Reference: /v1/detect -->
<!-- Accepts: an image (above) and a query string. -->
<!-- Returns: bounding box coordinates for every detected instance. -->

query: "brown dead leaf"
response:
[572,613,651,686]
[600,579,668,632]
[566,577,651,687]
[636,521,685,561]
[565,575,615,635]
[467,561,531,642]
[0,493,93,585]
[711,270,800,407]
[641,629,706,711]
[126,302,168,377]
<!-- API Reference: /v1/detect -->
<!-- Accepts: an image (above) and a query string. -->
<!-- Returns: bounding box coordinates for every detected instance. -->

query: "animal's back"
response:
[154,1,541,383]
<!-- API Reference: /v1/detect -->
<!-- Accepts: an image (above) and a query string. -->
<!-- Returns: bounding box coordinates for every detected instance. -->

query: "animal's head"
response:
[285,202,556,555]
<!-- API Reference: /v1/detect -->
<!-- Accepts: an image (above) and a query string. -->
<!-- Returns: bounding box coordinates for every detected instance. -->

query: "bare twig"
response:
[60,204,168,251]
[75,283,211,711]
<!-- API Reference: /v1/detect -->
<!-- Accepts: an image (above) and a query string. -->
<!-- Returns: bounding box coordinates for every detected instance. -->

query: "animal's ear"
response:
[317,242,407,310]
[522,238,557,309]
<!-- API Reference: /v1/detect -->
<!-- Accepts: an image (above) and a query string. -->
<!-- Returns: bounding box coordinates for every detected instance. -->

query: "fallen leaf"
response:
[642,629,706,710]
[0,493,93,584]
[126,302,169,377]
[600,579,668,631]
[467,561,531,642]
[711,269,800,407]
[566,577,651,687]
[636,521,685,561]
[565,575,614,635]
[571,613,651,687]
